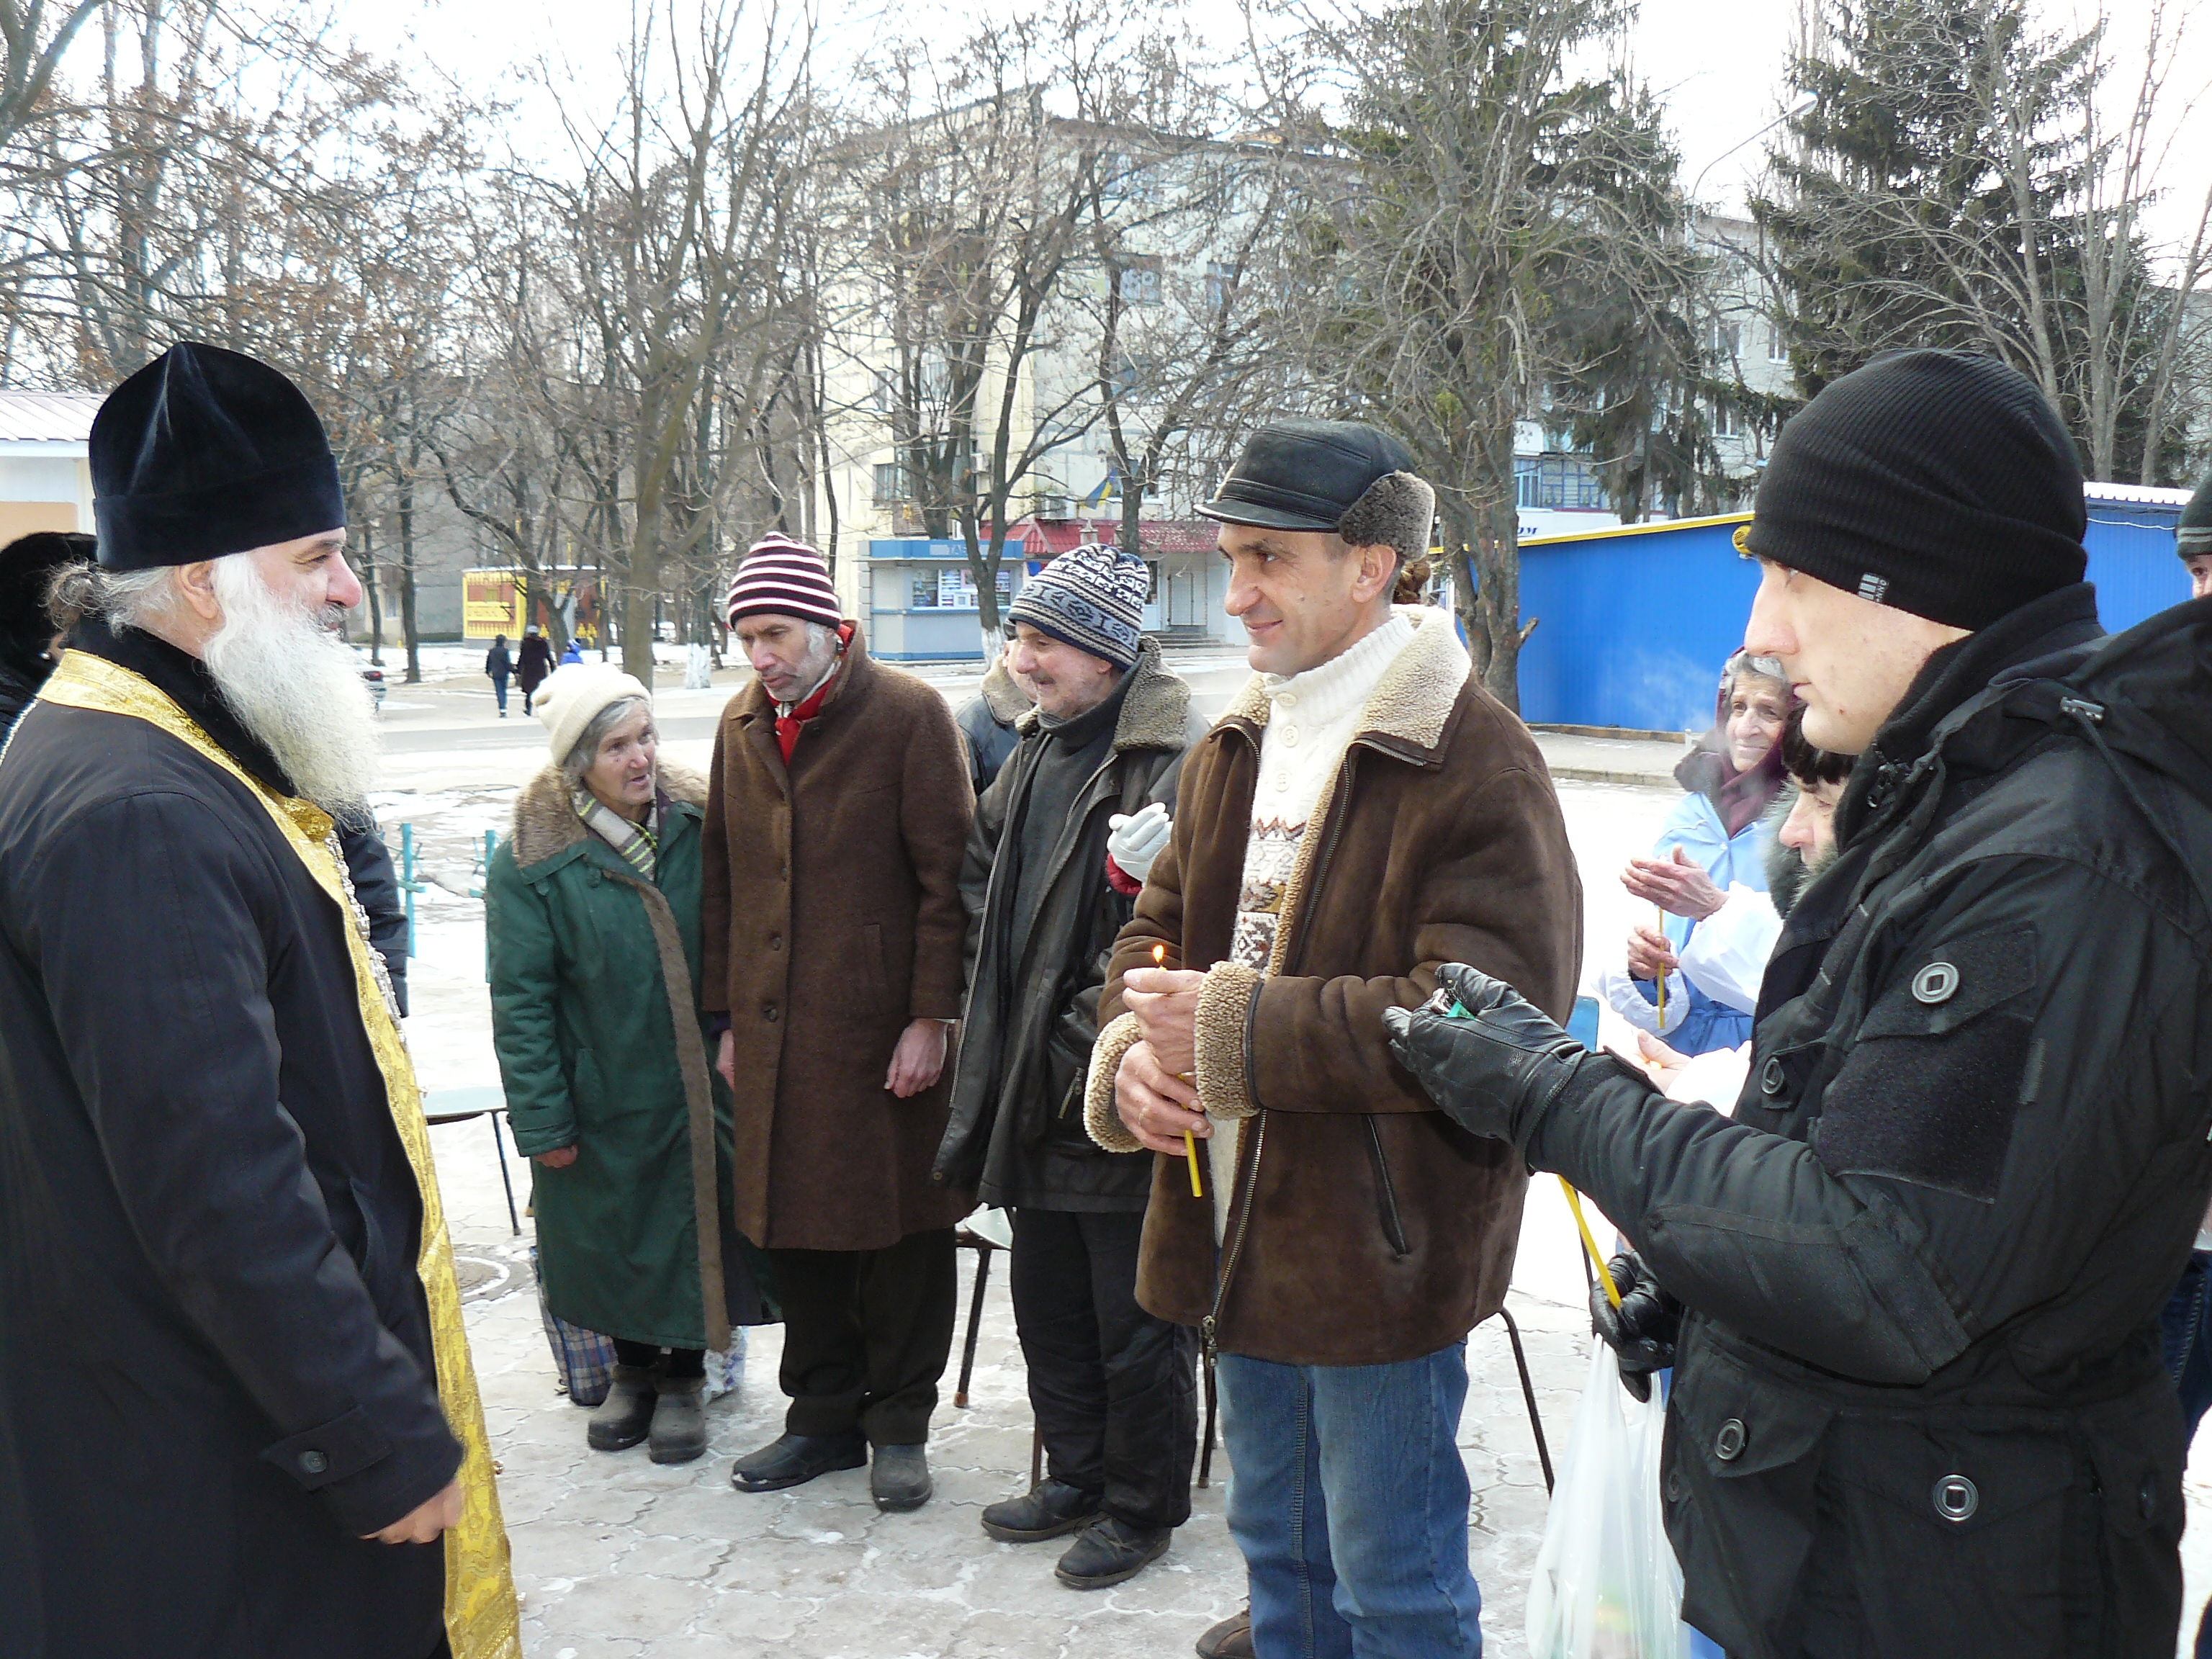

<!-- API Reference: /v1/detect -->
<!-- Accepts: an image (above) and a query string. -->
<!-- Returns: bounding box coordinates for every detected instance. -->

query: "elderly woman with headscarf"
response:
[1604,648,1790,1056]
[487,662,770,1464]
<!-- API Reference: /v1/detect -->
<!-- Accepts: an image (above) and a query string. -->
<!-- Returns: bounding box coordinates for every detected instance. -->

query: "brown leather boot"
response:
[1195,1607,1252,1659]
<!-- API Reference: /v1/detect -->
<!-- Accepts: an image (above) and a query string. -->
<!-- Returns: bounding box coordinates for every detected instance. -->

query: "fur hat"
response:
[534,661,652,767]
[1336,471,1439,568]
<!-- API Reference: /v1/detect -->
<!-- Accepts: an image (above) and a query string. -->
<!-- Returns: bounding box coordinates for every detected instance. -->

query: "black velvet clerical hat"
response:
[90,342,346,571]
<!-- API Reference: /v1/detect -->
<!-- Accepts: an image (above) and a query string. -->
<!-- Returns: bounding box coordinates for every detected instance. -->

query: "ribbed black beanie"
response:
[1744,349,2086,629]
[2180,467,2212,557]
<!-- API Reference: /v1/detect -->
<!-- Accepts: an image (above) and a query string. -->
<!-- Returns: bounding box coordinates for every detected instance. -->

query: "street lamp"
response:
[1689,94,1818,204]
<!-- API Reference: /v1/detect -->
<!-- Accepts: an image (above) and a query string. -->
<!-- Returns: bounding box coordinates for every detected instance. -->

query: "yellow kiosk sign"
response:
[462,570,528,640]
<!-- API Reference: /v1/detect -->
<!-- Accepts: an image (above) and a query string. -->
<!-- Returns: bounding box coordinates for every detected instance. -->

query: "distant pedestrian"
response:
[559,635,583,666]
[936,544,1207,1590]
[487,662,772,1465]
[517,624,554,715]
[0,531,94,737]
[484,632,512,717]
[703,535,976,1512]
[954,628,1034,794]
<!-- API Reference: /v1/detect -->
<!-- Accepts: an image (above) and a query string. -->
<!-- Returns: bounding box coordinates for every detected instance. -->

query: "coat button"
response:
[765,1004,779,1022]
[1665,1470,1684,1502]
[300,1449,328,1475]
[769,933,783,950]
[1933,1473,1978,1522]
[1714,1419,1746,1461]
[1760,1057,1786,1096]
[1912,961,1959,1004]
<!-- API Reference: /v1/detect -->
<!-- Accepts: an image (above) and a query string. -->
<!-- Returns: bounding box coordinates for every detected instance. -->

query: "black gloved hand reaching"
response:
[1382,962,1591,1148]
[1589,1251,1682,1403]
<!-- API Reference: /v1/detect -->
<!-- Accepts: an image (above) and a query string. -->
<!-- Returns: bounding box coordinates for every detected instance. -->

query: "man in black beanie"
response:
[2178,466,2212,598]
[1388,350,2212,1656]
[0,343,517,1659]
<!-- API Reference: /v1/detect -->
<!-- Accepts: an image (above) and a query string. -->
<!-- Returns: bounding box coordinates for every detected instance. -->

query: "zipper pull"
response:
[1201,1314,1218,1363]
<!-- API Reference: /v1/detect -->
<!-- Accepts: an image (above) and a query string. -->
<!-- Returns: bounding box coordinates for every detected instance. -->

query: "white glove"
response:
[1597,966,1689,1037]
[1107,801,1172,883]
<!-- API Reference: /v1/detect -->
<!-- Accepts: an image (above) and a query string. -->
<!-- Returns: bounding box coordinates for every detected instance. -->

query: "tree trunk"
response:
[359,513,384,664]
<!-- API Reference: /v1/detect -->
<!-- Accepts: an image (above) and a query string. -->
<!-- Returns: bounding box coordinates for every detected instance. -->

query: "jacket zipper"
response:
[1204,745,1369,1354]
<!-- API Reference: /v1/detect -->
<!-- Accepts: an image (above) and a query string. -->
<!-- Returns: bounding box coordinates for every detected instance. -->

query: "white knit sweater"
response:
[1208,611,1416,1226]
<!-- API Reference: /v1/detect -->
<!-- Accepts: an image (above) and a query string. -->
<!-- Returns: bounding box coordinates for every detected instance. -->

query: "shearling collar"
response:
[1013,637,1191,753]
[1223,606,1470,757]
[509,757,709,869]
[978,658,1030,725]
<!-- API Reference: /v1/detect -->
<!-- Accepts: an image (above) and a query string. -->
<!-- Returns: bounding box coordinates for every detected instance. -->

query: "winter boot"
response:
[729,1429,868,1493]
[981,1478,1102,1542]
[647,1375,706,1465]
[869,1442,932,1512]
[586,1364,657,1452]
[1055,1516,1171,1589]
[1195,1608,1254,1659]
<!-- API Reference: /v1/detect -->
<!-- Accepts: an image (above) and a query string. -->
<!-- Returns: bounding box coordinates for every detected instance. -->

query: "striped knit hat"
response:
[727,535,842,629]
[1007,541,1148,670]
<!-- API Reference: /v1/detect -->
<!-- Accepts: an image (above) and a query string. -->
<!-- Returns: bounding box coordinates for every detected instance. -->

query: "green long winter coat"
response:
[487,760,769,1352]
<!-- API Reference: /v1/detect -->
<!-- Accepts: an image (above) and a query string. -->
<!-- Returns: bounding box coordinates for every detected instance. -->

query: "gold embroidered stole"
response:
[35,650,521,1659]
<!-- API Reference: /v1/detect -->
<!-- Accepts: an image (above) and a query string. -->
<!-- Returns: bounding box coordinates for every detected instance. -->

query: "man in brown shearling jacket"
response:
[1085,421,1581,1659]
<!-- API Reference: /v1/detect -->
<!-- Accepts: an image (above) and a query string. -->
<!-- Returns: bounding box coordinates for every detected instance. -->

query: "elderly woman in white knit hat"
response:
[486,662,772,1462]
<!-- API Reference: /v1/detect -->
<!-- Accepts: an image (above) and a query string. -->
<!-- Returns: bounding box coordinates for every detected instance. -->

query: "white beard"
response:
[203,556,379,815]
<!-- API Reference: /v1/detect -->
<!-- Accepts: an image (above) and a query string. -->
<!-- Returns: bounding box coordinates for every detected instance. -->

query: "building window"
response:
[1708,320,1742,360]
[1514,454,1605,511]
[1767,324,1789,364]
[1205,261,1235,313]
[1112,255,1163,306]
[1712,401,1737,439]
[873,462,908,505]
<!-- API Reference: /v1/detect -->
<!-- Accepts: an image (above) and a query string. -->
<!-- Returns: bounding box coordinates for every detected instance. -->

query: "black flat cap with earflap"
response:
[1199,418,1437,566]
[90,341,346,572]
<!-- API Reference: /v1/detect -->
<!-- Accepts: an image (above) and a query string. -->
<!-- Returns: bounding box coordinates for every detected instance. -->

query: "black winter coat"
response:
[937,641,1202,1208]
[1535,587,2212,1658]
[955,658,1028,796]
[516,634,554,692]
[0,627,462,1659]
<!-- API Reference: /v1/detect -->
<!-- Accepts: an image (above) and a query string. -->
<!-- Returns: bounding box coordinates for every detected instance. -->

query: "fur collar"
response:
[978,658,1030,725]
[509,757,709,869]
[1013,637,1192,752]
[1224,606,1470,753]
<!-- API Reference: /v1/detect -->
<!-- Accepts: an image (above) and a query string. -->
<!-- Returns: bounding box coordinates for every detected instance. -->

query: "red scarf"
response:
[774,622,855,761]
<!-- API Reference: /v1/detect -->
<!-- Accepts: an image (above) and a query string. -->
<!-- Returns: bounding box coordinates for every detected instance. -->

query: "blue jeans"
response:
[1217,1342,1483,1659]
[2162,1252,2212,1659]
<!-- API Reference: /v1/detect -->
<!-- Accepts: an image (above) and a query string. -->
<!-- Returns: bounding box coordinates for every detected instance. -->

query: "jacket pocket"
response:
[1362,1118,1410,1258]
[1818,1413,2080,1658]
[1813,925,2038,1202]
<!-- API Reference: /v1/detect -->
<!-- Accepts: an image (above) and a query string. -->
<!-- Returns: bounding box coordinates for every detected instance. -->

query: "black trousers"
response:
[1010,1208,1197,1530]
[610,1339,704,1379]
[768,1227,956,1445]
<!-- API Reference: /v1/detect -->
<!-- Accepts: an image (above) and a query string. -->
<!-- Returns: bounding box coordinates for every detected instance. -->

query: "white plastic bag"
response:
[1525,1341,1686,1659]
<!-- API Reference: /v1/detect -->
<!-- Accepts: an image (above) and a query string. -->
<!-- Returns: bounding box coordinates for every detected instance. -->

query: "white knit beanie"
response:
[534,661,652,766]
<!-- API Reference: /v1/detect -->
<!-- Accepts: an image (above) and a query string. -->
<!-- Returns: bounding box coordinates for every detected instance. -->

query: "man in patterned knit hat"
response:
[1084,422,1581,1659]
[936,543,1208,1591]
[702,534,976,1511]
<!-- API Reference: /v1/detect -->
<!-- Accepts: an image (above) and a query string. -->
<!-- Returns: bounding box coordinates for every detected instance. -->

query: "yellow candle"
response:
[1155,943,1205,1199]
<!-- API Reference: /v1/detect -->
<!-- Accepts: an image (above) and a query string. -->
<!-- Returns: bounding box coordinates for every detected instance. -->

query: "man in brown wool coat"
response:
[702,535,976,1512]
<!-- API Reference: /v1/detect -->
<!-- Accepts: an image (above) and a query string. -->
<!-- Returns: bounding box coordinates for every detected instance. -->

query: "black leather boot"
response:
[981,1478,1103,1542]
[1055,1516,1171,1589]
[585,1364,657,1452]
[869,1442,932,1512]
[647,1375,706,1465]
[729,1429,868,1493]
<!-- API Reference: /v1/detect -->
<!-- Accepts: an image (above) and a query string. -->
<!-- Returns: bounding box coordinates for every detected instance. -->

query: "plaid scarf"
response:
[574,786,660,881]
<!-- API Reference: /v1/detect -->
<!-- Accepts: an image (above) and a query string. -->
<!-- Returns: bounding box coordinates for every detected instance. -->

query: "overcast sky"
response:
[346,0,2210,254]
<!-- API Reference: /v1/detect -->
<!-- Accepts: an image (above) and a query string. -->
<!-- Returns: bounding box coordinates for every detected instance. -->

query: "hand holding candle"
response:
[1154,943,1205,1199]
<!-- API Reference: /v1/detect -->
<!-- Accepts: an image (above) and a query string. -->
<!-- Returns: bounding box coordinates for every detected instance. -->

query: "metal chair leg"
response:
[488,1112,521,1237]
[1498,1306,1553,1495]
[954,1242,992,1407]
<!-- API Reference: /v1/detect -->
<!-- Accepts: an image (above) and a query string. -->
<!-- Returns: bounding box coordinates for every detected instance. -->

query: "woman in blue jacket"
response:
[1613,651,1789,1054]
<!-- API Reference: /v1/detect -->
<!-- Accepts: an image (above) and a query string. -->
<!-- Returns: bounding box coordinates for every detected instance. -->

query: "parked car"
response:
[357,652,387,711]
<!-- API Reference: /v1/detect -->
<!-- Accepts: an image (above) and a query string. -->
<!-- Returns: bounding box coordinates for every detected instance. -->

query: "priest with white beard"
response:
[0,343,519,1659]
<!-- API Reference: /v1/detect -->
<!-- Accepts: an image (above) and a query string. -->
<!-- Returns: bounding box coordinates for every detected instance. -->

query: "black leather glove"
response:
[1382,963,1589,1148]
[1589,1251,1682,1403]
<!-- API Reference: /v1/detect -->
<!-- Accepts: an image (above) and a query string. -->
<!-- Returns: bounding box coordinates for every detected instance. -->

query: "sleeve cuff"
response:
[1084,1012,1147,1153]
[1104,854,1143,896]
[261,1405,463,1537]
[1193,961,1261,1121]
[507,1116,576,1156]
